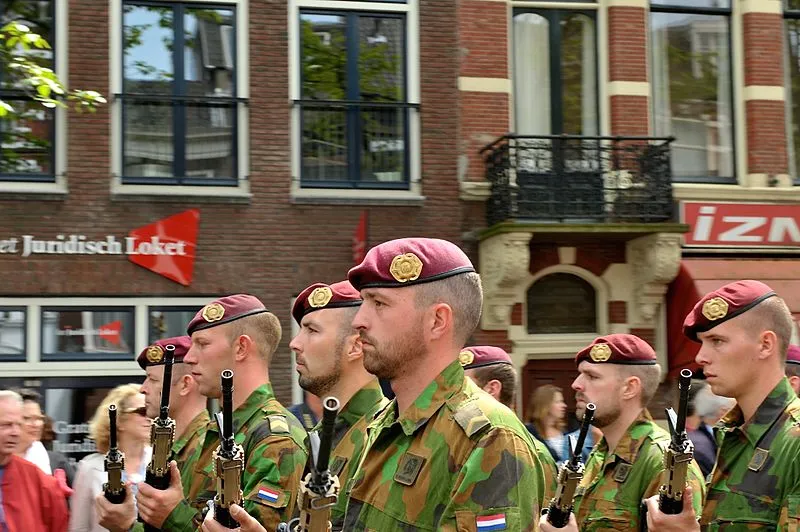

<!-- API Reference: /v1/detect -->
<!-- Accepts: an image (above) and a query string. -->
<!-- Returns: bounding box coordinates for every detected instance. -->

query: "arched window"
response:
[527,273,597,334]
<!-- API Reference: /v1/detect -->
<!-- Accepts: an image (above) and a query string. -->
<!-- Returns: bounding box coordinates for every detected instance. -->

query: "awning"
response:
[666,258,800,379]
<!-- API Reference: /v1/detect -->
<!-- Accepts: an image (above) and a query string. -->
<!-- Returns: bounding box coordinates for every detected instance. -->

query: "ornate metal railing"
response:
[481,135,676,226]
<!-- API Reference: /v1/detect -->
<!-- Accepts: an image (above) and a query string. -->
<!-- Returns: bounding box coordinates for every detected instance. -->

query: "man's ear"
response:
[483,379,502,400]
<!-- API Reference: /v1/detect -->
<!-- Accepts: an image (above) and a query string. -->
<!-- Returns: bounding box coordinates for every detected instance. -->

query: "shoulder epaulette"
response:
[453,400,491,438]
[267,414,291,434]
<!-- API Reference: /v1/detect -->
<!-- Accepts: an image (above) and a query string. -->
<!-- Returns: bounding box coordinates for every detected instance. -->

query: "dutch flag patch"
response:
[476,514,507,531]
[257,487,280,503]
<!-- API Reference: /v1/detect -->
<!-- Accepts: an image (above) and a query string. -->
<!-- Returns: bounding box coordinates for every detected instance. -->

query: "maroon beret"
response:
[576,334,657,365]
[347,237,475,290]
[788,345,800,366]
[459,346,512,370]
[136,336,191,369]
[292,280,362,324]
[187,294,269,335]
[683,280,776,342]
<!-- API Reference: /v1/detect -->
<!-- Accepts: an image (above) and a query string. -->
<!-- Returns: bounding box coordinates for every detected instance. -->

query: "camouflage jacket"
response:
[573,409,706,531]
[161,384,308,531]
[341,360,555,531]
[701,377,800,530]
[318,379,388,531]
[173,408,211,491]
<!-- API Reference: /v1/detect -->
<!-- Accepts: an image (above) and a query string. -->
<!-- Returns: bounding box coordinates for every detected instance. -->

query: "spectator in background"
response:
[785,344,800,395]
[527,384,594,464]
[688,382,735,478]
[288,390,323,431]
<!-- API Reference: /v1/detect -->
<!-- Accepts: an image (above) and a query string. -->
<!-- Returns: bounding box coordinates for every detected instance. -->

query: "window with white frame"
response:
[119,1,242,186]
[784,0,800,184]
[650,0,734,183]
[148,305,203,343]
[41,307,136,361]
[0,307,25,361]
[292,0,418,190]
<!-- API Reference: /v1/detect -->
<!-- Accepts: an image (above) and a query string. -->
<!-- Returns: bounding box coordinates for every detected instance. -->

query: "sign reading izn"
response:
[681,202,800,248]
[0,209,200,286]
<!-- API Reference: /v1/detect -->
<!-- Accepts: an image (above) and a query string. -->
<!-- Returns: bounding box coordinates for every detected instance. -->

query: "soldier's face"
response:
[696,316,762,399]
[141,366,165,418]
[353,287,425,380]
[0,399,22,463]
[290,309,348,398]
[573,362,622,428]
[185,326,235,399]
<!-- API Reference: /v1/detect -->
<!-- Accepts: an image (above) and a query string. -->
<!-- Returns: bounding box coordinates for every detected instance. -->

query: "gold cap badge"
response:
[308,286,333,308]
[146,345,164,363]
[590,343,612,362]
[702,297,729,321]
[458,350,474,367]
[390,253,423,283]
[202,303,225,323]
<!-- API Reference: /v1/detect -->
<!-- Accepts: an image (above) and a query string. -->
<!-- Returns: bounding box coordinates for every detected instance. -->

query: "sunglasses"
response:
[123,406,148,417]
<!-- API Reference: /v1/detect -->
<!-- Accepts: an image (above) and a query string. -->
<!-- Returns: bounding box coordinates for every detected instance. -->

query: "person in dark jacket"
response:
[687,382,735,478]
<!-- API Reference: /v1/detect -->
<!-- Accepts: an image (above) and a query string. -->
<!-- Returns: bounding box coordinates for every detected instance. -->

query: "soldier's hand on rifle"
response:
[95,481,136,532]
[137,460,184,528]
[644,485,700,532]
[538,511,578,532]
[200,503,266,532]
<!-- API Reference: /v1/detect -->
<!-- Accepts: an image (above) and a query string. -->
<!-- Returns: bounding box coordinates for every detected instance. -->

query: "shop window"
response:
[148,305,202,343]
[0,307,25,361]
[41,307,135,361]
[527,273,597,334]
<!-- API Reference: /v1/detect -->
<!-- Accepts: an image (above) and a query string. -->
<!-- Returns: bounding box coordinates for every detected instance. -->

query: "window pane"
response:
[124,101,174,177]
[302,106,347,181]
[560,13,597,136]
[149,307,201,342]
[513,13,551,135]
[651,12,733,180]
[0,0,54,89]
[787,20,800,179]
[0,308,25,360]
[789,0,800,12]
[41,308,135,360]
[123,4,174,94]
[360,107,406,183]
[0,100,53,175]
[301,13,346,100]
[185,102,235,179]
[651,0,730,7]
[527,273,597,334]
[358,16,404,102]
[185,8,236,96]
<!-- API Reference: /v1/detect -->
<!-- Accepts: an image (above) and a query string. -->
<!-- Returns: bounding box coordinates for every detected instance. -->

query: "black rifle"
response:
[142,344,177,532]
[213,369,244,528]
[641,368,695,531]
[102,404,126,504]
[544,403,596,528]
[278,396,341,532]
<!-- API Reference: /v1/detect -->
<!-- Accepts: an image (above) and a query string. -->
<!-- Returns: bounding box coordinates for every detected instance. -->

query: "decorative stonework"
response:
[479,232,532,330]
[626,233,682,324]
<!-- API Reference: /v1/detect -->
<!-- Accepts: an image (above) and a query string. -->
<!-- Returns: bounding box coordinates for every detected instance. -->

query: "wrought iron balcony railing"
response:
[481,135,676,226]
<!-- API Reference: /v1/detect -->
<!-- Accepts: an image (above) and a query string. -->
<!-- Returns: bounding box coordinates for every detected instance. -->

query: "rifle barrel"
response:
[109,405,118,450]
[221,369,234,441]
[316,396,340,474]
[675,369,692,436]
[159,345,176,420]
[570,403,595,466]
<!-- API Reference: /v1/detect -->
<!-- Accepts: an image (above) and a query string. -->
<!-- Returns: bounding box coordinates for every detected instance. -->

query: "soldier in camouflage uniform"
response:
[337,237,555,530]
[785,344,800,395]
[540,334,705,532]
[135,295,309,531]
[646,280,800,531]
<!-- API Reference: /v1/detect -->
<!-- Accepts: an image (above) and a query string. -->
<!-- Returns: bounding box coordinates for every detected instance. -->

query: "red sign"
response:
[98,320,122,346]
[352,210,368,265]
[127,209,200,286]
[681,202,800,248]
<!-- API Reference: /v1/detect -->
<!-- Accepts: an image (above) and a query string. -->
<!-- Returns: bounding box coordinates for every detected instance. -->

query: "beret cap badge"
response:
[389,253,423,283]
[702,297,729,321]
[458,350,474,367]
[146,345,164,363]
[201,303,225,323]
[308,286,334,308]
[590,343,612,362]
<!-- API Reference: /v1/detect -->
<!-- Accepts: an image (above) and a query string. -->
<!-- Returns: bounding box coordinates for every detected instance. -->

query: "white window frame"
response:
[0,0,68,195]
[288,0,423,203]
[0,296,215,377]
[108,0,251,200]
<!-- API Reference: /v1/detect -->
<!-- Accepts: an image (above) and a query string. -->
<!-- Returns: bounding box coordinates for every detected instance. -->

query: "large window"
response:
[527,273,597,334]
[121,2,239,185]
[651,0,734,182]
[785,0,800,184]
[298,10,412,189]
[148,305,201,343]
[0,307,25,361]
[0,0,55,182]
[41,307,135,361]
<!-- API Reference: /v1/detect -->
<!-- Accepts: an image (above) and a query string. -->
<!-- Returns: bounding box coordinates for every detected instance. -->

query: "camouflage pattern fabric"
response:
[172,408,211,492]
[317,379,388,531]
[573,409,706,531]
[341,360,556,531]
[161,384,308,531]
[701,377,800,530]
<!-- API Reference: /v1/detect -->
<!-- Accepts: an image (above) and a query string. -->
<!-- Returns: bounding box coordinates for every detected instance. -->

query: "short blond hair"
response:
[88,383,143,453]
[226,312,282,362]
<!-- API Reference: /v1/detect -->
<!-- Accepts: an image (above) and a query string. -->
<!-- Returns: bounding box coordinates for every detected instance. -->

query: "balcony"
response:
[481,135,676,227]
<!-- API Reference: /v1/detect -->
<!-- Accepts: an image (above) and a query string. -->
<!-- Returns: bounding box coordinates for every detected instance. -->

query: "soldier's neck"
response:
[328,370,375,412]
[232,363,270,410]
[601,406,644,454]
[172,401,207,441]
[392,354,453,415]
[736,369,784,423]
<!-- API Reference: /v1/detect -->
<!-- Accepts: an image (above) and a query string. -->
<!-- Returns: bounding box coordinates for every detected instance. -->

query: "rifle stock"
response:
[544,402,596,528]
[213,369,244,529]
[102,404,126,504]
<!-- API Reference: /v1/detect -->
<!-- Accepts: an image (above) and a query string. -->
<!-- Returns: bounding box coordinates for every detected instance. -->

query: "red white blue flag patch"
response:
[257,487,280,503]
[476,514,506,531]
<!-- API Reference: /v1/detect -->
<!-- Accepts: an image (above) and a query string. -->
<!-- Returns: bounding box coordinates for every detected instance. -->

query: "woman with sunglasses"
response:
[69,384,152,532]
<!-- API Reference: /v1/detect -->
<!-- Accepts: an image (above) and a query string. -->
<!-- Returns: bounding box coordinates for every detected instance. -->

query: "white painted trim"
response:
[290,186,424,202]
[732,0,747,184]
[512,2,597,8]
[606,0,647,7]
[109,180,252,199]
[296,0,409,10]
[558,246,576,265]
[55,0,67,189]
[743,85,785,102]
[458,77,512,93]
[0,182,67,195]
[744,173,793,187]
[673,182,800,201]
[598,1,611,136]
[740,0,781,15]
[608,81,649,97]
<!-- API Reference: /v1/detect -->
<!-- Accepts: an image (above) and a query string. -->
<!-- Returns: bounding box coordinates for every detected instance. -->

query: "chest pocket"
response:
[580,498,637,531]
[703,486,781,531]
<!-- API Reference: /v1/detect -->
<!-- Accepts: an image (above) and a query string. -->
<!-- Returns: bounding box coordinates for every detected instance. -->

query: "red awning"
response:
[666,259,800,379]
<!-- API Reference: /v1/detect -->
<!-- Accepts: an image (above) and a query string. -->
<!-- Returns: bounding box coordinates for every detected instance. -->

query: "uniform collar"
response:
[172,409,210,454]
[232,383,275,433]
[337,379,388,429]
[717,377,797,447]
[598,409,656,466]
